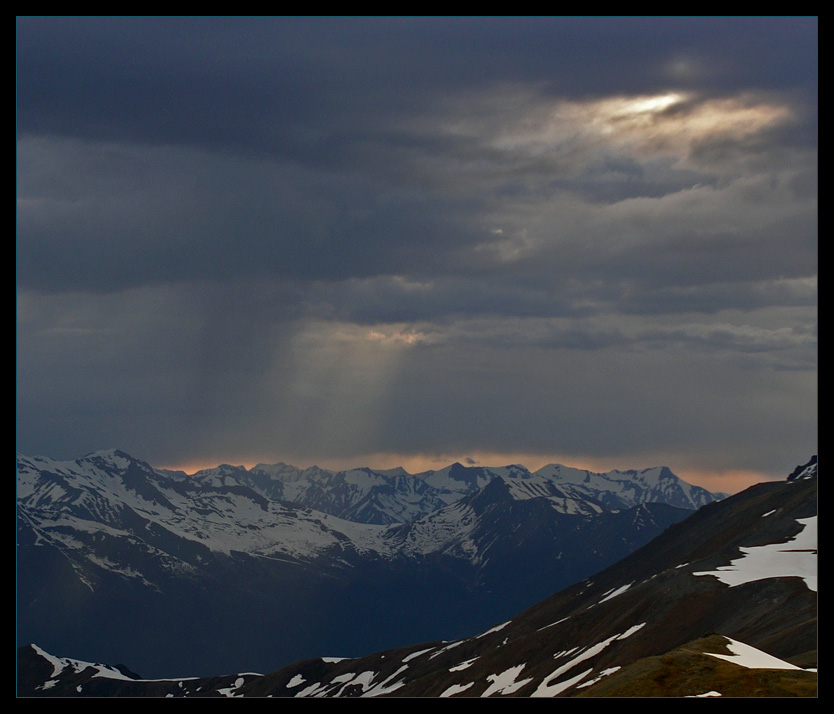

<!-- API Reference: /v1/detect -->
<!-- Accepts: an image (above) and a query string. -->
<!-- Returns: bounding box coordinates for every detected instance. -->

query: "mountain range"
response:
[17,450,721,678]
[17,455,816,696]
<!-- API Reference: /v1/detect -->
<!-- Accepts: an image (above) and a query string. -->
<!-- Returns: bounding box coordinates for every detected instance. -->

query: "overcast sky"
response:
[16,17,817,491]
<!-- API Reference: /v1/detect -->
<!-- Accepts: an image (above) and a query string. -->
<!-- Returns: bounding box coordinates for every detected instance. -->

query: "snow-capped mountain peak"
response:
[17,456,815,696]
[534,463,720,511]
[17,448,728,678]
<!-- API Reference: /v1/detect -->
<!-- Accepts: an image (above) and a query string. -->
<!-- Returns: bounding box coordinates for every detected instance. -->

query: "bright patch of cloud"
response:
[492,91,791,161]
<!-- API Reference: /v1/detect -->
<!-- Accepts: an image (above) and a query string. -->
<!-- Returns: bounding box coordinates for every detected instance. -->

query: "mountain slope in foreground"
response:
[17,457,816,697]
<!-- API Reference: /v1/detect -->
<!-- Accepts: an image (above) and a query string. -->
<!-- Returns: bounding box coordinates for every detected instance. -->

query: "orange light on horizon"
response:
[158,451,776,495]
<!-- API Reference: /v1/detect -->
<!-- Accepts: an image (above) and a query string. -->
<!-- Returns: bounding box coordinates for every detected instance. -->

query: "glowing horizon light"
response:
[157,450,772,497]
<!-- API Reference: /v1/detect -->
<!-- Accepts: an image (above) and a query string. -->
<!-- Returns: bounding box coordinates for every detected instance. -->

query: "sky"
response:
[16,17,817,492]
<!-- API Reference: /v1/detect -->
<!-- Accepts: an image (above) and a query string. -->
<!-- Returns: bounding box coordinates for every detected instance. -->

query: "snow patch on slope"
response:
[706,637,801,670]
[694,517,817,591]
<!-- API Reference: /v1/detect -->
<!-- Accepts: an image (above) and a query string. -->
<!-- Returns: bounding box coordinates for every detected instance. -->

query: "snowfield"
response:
[694,516,817,591]
[706,638,802,670]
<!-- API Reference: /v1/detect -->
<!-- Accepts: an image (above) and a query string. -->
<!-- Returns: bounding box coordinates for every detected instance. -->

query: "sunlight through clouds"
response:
[274,320,425,455]
[16,17,816,484]
[488,90,793,163]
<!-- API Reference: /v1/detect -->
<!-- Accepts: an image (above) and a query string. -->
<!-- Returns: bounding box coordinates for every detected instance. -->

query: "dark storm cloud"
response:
[16,17,817,480]
[16,136,485,292]
[17,17,817,156]
[373,337,815,470]
[17,17,818,297]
